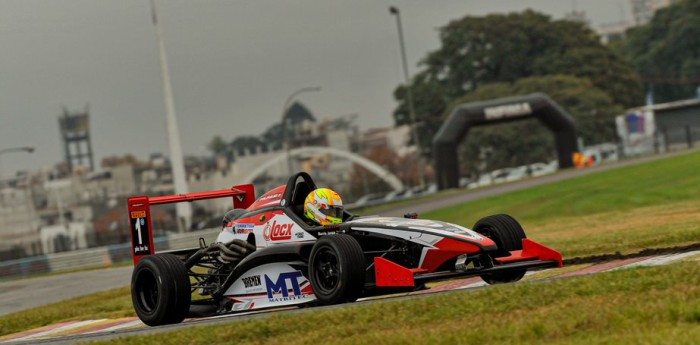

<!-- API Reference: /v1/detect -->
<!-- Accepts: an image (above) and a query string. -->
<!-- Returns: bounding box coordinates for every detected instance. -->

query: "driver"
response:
[303,188,344,225]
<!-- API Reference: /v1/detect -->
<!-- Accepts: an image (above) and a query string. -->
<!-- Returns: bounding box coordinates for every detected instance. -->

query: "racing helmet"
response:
[304,188,344,225]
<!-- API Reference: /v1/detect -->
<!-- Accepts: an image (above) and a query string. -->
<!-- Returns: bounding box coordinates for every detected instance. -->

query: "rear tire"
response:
[473,214,527,284]
[131,254,191,326]
[308,234,365,304]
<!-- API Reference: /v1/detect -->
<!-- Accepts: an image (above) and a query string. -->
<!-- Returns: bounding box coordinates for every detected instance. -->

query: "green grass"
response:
[424,150,700,257]
[428,150,700,222]
[88,262,700,345]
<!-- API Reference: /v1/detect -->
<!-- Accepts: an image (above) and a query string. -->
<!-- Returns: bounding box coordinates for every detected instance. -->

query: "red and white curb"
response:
[2,250,698,344]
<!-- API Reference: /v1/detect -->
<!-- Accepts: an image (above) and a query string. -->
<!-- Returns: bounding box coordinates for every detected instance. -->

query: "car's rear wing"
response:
[127,184,255,265]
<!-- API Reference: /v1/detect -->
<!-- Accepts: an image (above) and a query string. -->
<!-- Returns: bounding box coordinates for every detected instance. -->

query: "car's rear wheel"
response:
[308,234,365,304]
[131,254,191,326]
[473,214,527,284]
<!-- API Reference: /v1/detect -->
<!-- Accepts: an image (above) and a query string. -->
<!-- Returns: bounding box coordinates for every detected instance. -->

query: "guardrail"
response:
[0,228,221,280]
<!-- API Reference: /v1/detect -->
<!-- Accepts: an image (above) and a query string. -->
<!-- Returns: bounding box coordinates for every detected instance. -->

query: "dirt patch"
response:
[564,242,700,265]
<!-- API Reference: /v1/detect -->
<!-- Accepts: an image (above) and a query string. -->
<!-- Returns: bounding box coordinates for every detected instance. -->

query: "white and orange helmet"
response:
[304,188,344,225]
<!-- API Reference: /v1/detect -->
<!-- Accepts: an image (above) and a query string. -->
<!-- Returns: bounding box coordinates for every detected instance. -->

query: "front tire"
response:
[474,214,527,284]
[308,234,365,304]
[131,254,191,326]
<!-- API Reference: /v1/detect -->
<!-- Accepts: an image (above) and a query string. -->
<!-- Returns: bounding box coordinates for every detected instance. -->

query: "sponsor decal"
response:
[235,223,255,234]
[131,216,151,255]
[133,245,149,254]
[263,220,294,241]
[295,232,304,239]
[257,193,281,202]
[241,275,262,288]
[484,102,532,120]
[265,271,308,302]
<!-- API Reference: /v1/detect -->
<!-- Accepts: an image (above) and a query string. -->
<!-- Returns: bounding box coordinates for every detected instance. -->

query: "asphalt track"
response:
[0,266,133,316]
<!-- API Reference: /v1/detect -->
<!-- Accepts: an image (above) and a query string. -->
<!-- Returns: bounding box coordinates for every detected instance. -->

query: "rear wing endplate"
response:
[126,184,255,265]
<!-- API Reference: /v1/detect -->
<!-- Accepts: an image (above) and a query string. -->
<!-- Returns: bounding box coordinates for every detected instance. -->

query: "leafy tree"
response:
[207,135,228,156]
[393,10,642,157]
[230,136,265,156]
[619,0,700,103]
[348,146,423,199]
[450,75,623,176]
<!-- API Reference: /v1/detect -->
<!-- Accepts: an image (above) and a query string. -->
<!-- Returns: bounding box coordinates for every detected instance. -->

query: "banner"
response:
[616,108,656,155]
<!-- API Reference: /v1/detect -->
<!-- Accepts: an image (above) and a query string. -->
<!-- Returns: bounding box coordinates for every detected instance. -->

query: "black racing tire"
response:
[473,214,527,285]
[308,234,365,304]
[131,254,191,326]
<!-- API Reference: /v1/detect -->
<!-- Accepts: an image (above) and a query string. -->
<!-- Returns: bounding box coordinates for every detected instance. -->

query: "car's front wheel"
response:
[308,234,365,304]
[131,254,191,326]
[474,214,527,284]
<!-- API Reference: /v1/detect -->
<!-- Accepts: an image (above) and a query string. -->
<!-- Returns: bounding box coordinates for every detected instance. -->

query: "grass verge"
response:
[424,150,700,257]
[88,262,699,345]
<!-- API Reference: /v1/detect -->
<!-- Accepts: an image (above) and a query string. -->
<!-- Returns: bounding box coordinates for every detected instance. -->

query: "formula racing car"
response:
[129,172,562,326]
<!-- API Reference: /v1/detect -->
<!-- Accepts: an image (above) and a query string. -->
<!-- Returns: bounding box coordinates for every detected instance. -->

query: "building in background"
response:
[616,98,700,155]
[596,0,680,44]
[59,107,95,174]
[629,0,680,26]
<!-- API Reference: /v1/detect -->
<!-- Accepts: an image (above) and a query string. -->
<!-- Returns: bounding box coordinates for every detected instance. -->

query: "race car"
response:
[130,172,562,326]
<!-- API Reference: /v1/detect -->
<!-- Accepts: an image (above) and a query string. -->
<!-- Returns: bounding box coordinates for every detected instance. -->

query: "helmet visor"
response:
[319,205,343,219]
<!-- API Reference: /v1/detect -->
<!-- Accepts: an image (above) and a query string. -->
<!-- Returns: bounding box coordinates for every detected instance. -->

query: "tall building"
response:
[597,0,680,44]
[58,107,95,173]
[630,0,680,25]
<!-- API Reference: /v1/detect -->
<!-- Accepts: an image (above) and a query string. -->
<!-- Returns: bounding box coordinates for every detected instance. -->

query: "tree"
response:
[393,10,642,157]
[450,75,623,176]
[619,0,700,103]
[347,146,423,199]
[207,136,228,156]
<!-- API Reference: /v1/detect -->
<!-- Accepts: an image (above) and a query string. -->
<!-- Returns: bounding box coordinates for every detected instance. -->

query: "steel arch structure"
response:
[242,146,405,191]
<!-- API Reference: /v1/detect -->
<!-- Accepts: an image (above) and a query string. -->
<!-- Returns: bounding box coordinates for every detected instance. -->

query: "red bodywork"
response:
[127,184,255,265]
[374,238,563,287]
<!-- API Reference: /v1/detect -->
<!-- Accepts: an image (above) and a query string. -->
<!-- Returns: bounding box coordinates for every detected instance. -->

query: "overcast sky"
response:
[0,0,632,177]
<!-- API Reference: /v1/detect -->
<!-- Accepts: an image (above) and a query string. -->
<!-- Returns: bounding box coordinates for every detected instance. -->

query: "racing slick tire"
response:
[131,254,191,326]
[308,234,365,305]
[473,214,527,285]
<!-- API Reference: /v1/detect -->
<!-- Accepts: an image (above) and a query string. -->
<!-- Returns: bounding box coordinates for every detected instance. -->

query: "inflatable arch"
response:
[433,93,578,190]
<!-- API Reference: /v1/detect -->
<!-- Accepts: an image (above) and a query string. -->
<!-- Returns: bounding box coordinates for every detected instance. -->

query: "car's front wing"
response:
[374,238,563,287]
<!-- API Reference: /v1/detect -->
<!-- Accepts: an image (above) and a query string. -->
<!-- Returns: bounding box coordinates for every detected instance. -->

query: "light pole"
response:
[0,146,35,181]
[389,6,426,189]
[282,86,321,175]
[150,0,191,233]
